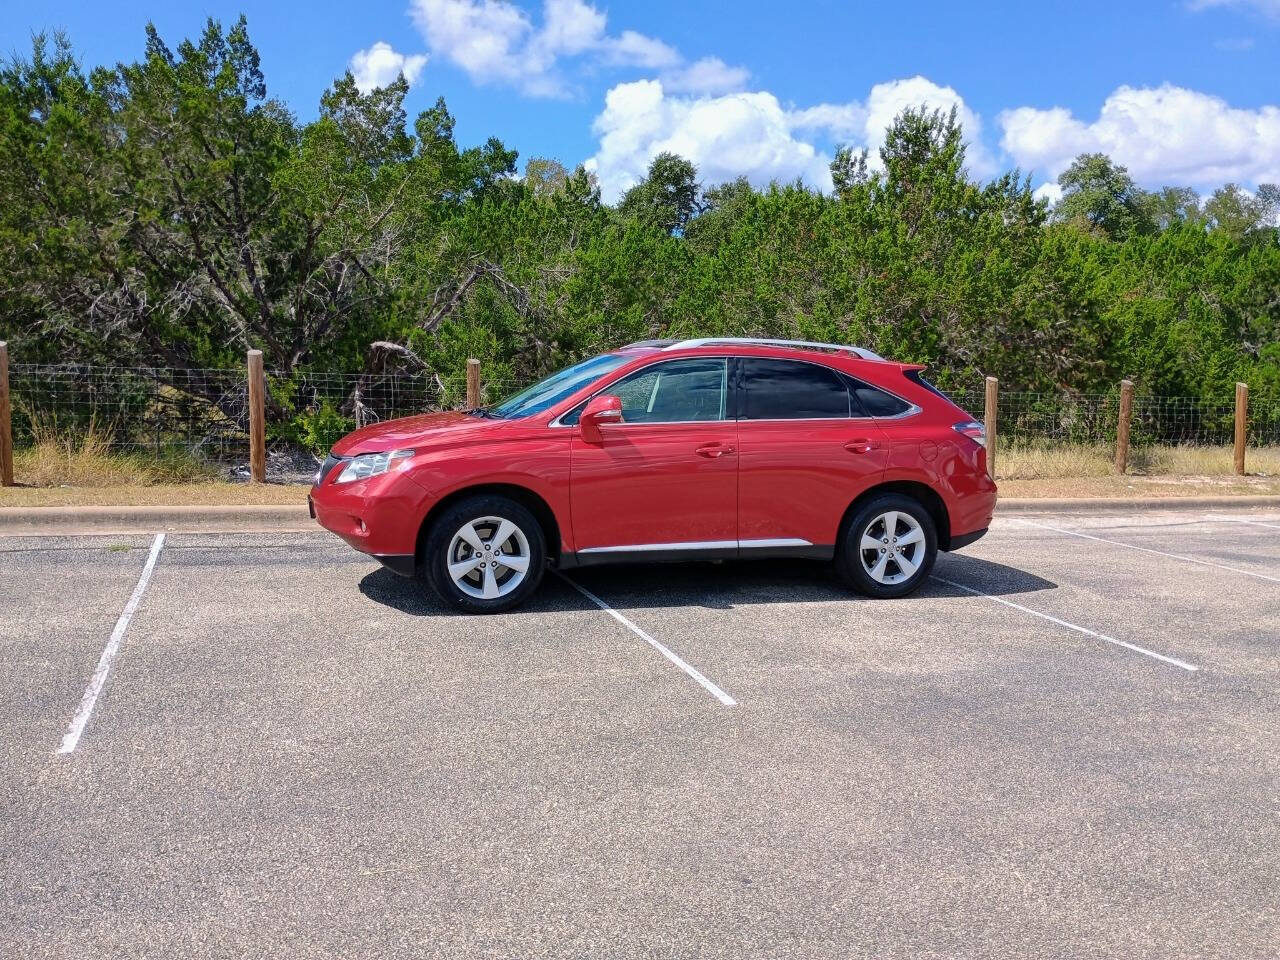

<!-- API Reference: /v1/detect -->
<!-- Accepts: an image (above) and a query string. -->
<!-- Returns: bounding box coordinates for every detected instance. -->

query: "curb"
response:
[1,495,1277,535]
[0,504,313,536]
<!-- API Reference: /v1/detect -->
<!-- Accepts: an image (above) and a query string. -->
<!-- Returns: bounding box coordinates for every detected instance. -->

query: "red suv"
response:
[310,339,996,612]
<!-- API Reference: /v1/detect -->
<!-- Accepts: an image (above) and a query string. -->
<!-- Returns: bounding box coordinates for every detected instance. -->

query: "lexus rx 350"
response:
[310,339,997,613]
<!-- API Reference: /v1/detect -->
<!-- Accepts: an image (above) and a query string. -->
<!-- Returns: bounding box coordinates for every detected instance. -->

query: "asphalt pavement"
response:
[1,509,1277,958]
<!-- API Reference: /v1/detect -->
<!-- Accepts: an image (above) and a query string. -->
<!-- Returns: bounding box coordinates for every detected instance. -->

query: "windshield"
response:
[488,353,630,419]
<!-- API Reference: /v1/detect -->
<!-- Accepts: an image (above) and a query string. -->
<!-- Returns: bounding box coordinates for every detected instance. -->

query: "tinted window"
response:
[845,376,913,417]
[742,359,850,419]
[565,358,727,424]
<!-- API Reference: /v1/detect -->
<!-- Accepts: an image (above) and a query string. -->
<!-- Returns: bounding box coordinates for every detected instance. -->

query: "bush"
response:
[292,402,354,455]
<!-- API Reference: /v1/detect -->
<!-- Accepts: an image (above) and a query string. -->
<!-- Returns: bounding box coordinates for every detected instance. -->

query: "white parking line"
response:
[1012,518,1280,584]
[1207,515,1280,531]
[57,533,166,754]
[556,572,737,707]
[932,575,1200,672]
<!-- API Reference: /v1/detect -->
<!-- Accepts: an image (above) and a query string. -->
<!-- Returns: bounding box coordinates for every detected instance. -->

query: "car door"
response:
[567,357,738,555]
[735,357,889,552]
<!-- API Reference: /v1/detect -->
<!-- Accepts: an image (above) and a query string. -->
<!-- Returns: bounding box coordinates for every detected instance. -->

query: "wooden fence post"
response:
[0,341,13,487]
[1115,379,1135,474]
[247,349,266,483]
[984,376,998,479]
[466,358,481,409]
[1234,382,1248,476]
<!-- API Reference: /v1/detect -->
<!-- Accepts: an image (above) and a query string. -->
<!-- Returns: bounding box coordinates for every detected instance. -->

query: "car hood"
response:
[331,411,503,456]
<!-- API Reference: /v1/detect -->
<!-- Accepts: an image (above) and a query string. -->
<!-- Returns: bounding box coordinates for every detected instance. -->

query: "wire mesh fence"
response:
[6,363,529,463]
[8,365,254,459]
[7,363,1279,468]
[948,389,1280,447]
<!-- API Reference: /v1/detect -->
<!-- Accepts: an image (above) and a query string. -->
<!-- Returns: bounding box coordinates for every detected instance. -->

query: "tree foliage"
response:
[2,21,1278,405]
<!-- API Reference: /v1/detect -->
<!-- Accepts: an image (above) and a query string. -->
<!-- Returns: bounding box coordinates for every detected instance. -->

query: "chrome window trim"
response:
[736,407,920,424]
[736,356,920,423]
[549,354,921,427]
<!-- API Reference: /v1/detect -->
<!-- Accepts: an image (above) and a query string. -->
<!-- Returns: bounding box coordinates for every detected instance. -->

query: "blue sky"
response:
[6,0,1280,201]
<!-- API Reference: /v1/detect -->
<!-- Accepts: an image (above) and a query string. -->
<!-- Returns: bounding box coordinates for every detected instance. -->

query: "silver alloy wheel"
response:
[447,515,532,600]
[858,510,925,585]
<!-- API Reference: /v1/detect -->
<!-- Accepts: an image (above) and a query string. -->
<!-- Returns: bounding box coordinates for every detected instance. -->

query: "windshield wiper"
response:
[464,407,502,419]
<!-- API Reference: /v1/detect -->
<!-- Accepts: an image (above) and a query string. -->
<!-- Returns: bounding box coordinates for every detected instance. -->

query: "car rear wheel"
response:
[423,495,546,613]
[835,494,937,599]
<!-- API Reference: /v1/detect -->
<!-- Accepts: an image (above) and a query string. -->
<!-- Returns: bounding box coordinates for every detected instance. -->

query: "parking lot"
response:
[2,508,1278,958]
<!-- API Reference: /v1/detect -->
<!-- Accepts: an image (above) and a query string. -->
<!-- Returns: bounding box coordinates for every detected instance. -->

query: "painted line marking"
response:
[556,572,736,707]
[1012,517,1280,584]
[57,533,166,755]
[1206,515,1280,531]
[932,574,1200,672]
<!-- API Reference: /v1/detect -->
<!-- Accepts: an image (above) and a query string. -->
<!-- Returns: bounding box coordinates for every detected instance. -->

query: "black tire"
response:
[422,494,547,613]
[834,494,937,599]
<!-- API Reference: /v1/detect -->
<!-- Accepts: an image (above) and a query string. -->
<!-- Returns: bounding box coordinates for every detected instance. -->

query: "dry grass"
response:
[995,442,1280,498]
[1138,445,1280,476]
[6,425,1280,507]
[11,415,219,487]
[997,442,1280,480]
[1,483,309,507]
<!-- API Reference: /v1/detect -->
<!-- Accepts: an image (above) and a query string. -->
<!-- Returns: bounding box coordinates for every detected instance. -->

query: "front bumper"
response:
[372,553,417,577]
[309,469,434,559]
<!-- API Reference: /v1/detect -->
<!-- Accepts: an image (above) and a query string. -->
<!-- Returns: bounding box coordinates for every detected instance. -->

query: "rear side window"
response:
[843,375,914,417]
[741,358,850,419]
[904,369,953,403]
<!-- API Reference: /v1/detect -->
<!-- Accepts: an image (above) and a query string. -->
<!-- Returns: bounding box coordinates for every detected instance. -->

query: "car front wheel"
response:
[835,494,937,598]
[423,495,546,613]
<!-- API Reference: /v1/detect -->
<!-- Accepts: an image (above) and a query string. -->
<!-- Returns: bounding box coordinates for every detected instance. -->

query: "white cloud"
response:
[788,77,996,178]
[585,81,832,201]
[601,30,680,69]
[863,77,996,176]
[585,74,1001,202]
[999,84,1280,188]
[662,57,750,95]
[536,0,605,55]
[407,0,710,97]
[1188,0,1280,17]
[349,42,428,93]
[1033,182,1063,206]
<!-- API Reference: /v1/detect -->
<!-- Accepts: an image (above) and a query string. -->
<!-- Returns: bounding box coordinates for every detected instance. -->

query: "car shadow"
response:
[357,554,1056,617]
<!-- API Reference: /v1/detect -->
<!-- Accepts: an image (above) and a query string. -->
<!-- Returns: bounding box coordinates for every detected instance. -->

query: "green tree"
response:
[1144,186,1205,231]
[1054,153,1154,240]
[1204,183,1280,239]
[617,152,702,235]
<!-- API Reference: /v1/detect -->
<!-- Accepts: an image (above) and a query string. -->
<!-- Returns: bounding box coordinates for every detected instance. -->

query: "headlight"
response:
[334,449,414,484]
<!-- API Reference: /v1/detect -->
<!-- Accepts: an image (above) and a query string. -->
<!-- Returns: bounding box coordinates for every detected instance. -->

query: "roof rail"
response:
[662,337,886,361]
[620,339,679,349]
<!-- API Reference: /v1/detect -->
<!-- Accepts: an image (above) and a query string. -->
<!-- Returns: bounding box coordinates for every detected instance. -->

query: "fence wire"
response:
[8,364,1279,463]
[9,364,254,458]
[8,364,527,461]
[948,390,1280,447]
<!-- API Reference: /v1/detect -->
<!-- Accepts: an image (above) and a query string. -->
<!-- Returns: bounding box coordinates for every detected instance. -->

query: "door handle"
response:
[844,438,878,454]
[696,443,735,458]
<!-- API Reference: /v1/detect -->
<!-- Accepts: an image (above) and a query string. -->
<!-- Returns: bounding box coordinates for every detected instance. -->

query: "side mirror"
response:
[579,394,623,442]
